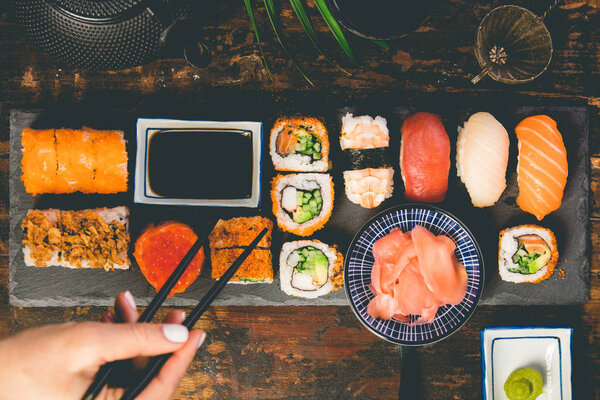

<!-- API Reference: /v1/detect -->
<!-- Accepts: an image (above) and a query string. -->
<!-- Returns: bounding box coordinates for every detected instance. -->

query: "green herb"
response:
[263,0,314,85]
[288,0,351,75]
[373,40,389,50]
[313,0,355,62]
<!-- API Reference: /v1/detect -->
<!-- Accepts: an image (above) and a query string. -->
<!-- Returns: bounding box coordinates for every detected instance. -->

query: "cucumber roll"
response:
[270,117,330,172]
[271,173,334,236]
[279,240,343,298]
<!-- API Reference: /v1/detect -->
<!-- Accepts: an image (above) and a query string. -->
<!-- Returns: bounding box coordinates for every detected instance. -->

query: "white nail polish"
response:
[179,311,186,321]
[123,290,136,310]
[197,332,206,349]
[162,324,189,343]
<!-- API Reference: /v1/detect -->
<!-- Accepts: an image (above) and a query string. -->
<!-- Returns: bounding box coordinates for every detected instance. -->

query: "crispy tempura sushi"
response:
[88,128,128,193]
[270,117,330,172]
[20,129,57,195]
[22,209,62,267]
[211,248,273,283]
[271,173,334,236]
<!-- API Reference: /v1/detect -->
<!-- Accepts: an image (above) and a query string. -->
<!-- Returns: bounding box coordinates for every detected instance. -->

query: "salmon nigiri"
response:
[515,115,568,220]
[400,112,450,203]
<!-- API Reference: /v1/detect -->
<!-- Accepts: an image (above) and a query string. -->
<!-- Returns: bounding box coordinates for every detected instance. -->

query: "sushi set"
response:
[7,100,589,310]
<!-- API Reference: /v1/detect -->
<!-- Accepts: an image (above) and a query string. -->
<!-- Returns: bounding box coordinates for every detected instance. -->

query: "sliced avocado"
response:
[509,249,551,275]
[528,250,551,273]
[238,277,263,282]
[312,253,329,286]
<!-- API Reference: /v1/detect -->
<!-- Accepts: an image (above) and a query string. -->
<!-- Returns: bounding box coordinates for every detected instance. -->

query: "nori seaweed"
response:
[344,148,391,170]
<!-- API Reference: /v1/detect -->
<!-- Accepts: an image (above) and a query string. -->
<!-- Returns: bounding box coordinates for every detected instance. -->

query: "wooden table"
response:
[1,1,599,398]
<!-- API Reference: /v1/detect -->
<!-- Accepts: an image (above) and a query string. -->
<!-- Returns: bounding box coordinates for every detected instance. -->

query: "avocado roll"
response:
[270,117,330,172]
[279,240,343,298]
[498,224,558,283]
[271,173,333,236]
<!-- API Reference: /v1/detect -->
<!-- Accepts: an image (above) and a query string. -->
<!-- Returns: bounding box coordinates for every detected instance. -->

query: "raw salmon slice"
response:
[515,115,567,220]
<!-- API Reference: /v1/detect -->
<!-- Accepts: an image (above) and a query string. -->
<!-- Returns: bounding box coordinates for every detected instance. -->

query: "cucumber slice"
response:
[314,189,321,198]
[296,191,304,206]
[313,142,321,152]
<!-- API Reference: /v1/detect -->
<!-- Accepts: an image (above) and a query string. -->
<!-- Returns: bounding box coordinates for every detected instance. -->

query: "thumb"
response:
[72,322,190,365]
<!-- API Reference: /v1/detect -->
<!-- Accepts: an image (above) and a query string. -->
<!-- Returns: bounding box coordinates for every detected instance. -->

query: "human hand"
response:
[0,291,205,400]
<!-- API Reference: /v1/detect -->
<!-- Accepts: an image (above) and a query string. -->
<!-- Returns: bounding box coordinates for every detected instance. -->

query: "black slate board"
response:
[9,101,589,307]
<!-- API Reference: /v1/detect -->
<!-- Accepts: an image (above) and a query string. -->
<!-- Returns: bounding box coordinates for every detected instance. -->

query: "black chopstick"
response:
[82,221,214,400]
[119,227,268,400]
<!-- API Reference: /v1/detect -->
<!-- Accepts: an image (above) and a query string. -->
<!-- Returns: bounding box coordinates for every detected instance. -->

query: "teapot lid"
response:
[48,0,147,21]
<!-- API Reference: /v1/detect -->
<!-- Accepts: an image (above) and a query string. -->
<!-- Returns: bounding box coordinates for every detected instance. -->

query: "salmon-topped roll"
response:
[515,115,568,220]
[88,128,128,193]
[21,129,57,195]
[55,129,95,193]
[270,117,329,172]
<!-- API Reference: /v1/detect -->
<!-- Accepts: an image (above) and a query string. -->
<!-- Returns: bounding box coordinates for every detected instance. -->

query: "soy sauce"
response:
[327,0,435,40]
[148,129,253,199]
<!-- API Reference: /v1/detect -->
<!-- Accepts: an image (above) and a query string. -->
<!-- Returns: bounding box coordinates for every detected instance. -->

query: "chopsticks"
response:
[119,227,268,400]
[82,221,215,400]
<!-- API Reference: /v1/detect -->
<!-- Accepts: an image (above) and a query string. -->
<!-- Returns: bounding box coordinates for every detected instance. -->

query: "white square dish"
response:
[481,326,572,400]
[134,118,262,207]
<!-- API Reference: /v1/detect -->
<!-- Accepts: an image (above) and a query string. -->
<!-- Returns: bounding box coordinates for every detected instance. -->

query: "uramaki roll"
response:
[498,224,558,283]
[271,173,333,236]
[270,117,329,172]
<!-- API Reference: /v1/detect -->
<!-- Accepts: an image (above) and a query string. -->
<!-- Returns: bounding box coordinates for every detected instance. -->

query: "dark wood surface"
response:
[1,0,599,398]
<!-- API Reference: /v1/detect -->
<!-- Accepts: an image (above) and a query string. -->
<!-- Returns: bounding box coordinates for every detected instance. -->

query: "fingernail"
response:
[179,310,186,322]
[197,332,207,349]
[162,324,189,343]
[123,290,136,310]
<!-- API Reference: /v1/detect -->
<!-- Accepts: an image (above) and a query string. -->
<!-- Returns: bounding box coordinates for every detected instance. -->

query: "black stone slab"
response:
[9,100,589,307]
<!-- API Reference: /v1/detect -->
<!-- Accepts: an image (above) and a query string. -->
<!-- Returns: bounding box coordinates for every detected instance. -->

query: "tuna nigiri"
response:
[515,115,568,220]
[400,113,450,203]
[456,112,510,207]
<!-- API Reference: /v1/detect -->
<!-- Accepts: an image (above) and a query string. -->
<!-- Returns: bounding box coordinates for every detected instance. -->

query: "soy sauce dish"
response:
[134,118,262,207]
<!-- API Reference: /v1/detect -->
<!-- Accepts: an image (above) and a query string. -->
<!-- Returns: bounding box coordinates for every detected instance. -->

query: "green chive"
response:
[243,0,273,79]
[313,0,355,62]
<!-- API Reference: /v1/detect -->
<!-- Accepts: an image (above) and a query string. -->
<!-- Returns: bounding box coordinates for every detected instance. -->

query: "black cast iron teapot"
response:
[12,0,211,70]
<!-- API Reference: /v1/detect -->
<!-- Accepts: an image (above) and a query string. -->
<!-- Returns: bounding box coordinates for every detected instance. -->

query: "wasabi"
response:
[504,368,544,400]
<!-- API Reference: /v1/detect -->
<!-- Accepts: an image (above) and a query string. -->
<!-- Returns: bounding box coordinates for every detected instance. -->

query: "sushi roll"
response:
[498,225,558,283]
[270,117,329,172]
[456,112,509,207]
[20,127,127,195]
[22,207,130,270]
[20,129,58,195]
[279,240,343,298]
[341,114,394,209]
[271,173,333,236]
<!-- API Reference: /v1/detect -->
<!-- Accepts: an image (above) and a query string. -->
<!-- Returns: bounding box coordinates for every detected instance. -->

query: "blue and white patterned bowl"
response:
[344,204,484,345]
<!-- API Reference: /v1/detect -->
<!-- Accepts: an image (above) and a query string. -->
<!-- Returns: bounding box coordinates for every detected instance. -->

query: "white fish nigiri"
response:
[456,112,509,207]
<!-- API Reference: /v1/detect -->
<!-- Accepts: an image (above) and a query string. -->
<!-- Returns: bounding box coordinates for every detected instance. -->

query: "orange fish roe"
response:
[21,128,128,195]
[20,129,57,195]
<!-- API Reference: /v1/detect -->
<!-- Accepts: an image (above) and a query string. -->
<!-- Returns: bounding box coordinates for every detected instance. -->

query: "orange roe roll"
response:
[21,129,57,195]
[55,129,96,193]
[89,128,128,193]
